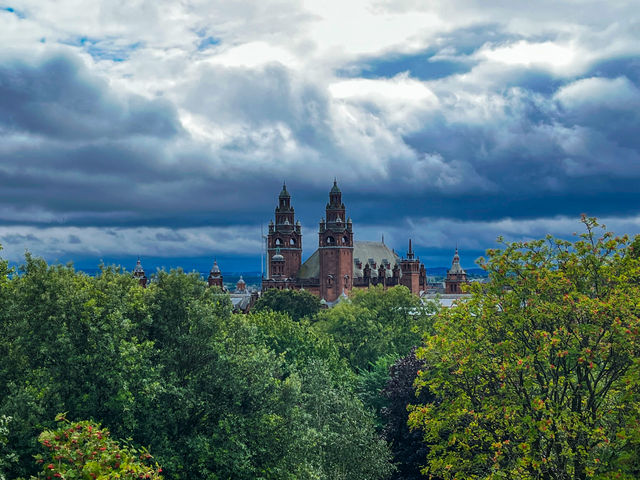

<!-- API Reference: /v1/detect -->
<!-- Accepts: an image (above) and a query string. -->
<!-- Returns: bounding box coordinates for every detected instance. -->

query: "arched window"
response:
[342,236,349,245]
[290,238,296,246]
[326,236,335,245]
[275,238,283,246]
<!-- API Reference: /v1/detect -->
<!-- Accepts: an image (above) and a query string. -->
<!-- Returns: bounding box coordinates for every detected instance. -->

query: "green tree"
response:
[33,414,162,480]
[313,285,437,371]
[0,256,394,480]
[409,217,640,479]
[381,349,433,480]
[0,256,157,479]
[293,359,395,480]
[355,354,399,430]
[253,288,322,321]
[0,416,16,480]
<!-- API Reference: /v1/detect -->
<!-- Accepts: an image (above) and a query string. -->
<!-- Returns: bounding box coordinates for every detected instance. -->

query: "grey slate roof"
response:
[297,241,400,279]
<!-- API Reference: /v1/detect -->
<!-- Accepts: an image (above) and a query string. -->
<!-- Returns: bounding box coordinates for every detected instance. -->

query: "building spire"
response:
[407,239,414,260]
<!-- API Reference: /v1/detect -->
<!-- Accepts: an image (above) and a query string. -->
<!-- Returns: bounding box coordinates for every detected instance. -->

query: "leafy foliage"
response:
[313,285,437,371]
[409,217,640,479]
[355,354,399,430]
[0,255,394,480]
[0,416,16,480]
[381,349,433,480]
[33,414,162,480]
[253,288,321,321]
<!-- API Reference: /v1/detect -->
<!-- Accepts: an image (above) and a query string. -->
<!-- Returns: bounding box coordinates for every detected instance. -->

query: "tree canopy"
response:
[410,217,640,479]
[313,285,437,371]
[252,287,322,321]
[0,255,393,480]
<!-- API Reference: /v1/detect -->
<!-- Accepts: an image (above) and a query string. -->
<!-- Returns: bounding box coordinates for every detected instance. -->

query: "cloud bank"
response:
[1,1,639,268]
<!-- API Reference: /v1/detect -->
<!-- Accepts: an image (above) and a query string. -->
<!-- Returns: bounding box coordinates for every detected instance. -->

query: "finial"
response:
[382,234,384,244]
[409,239,413,253]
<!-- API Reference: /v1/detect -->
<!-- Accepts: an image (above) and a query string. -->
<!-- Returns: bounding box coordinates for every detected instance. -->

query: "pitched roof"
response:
[297,241,400,279]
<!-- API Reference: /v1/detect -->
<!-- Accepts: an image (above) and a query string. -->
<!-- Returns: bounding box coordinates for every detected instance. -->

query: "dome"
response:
[449,248,466,274]
[210,260,221,276]
[133,258,145,274]
[272,253,284,261]
[330,179,341,193]
[279,183,290,198]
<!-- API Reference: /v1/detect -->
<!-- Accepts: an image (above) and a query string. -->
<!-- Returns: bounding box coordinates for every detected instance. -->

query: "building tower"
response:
[400,240,421,294]
[235,276,247,293]
[208,260,224,289]
[318,180,353,302]
[445,247,468,294]
[132,258,148,288]
[267,183,302,280]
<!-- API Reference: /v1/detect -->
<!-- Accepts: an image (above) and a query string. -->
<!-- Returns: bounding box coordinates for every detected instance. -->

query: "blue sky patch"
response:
[198,36,221,51]
[61,36,142,62]
[2,6,25,18]
[339,50,475,81]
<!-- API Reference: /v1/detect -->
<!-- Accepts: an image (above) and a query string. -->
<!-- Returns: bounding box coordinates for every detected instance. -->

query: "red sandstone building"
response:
[132,182,468,305]
[261,181,466,303]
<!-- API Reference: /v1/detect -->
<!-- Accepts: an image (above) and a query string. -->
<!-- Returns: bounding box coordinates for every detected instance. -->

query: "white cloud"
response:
[555,76,640,111]
[479,41,580,74]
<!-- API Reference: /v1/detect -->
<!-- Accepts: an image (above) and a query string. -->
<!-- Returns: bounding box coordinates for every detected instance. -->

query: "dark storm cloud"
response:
[0,53,181,140]
[325,61,640,224]
[2,46,640,235]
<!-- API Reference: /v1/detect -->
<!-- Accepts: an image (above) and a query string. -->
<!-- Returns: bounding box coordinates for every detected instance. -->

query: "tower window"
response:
[342,236,349,245]
[290,238,296,246]
[275,238,283,246]
[326,236,335,245]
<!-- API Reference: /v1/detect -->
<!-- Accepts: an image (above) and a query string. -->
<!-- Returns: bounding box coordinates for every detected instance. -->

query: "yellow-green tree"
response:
[410,217,640,479]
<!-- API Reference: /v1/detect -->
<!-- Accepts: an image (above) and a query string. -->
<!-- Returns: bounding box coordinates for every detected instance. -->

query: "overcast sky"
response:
[1,0,639,272]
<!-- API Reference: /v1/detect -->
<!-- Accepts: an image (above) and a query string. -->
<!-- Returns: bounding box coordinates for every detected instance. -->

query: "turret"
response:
[445,247,468,294]
[132,258,148,288]
[266,183,303,281]
[319,180,354,302]
[208,259,224,289]
[236,276,247,293]
[400,239,421,294]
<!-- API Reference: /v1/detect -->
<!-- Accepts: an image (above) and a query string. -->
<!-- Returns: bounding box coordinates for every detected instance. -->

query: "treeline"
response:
[3,216,640,479]
[0,251,433,479]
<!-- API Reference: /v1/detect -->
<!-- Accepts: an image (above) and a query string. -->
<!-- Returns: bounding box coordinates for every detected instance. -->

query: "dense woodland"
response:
[1,217,640,479]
